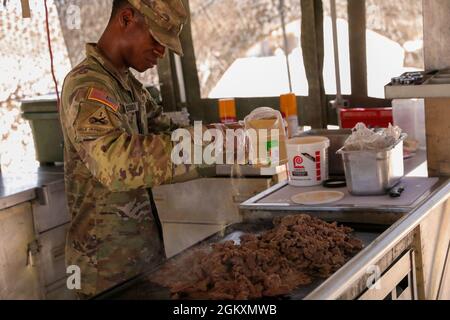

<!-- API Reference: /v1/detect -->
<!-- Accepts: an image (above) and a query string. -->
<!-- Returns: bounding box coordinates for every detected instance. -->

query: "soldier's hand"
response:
[207,122,248,164]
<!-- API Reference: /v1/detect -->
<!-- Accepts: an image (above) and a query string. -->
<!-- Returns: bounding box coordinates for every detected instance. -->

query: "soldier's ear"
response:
[118,7,135,28]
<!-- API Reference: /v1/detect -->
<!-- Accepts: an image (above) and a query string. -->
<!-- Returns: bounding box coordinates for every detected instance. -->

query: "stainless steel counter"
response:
[0,166,65,210]
[236,147,450,300]
[0,148,427,212]
[404,149,428,177]
[239,150,436,227]
[95,176,450,300]
[305,177,450,299]
[56,146,447,300]
[0,165,72,300]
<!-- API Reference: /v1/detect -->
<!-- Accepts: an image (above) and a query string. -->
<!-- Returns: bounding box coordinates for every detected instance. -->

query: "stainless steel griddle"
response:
[94,220,384,300]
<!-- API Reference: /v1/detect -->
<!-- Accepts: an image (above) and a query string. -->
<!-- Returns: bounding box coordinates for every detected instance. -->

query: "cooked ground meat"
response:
[152,215,363,300]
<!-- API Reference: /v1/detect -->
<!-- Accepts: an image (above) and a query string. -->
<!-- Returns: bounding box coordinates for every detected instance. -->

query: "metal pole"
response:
[174,54,187,104]
[279,0,293,93]
[330,0,342,104]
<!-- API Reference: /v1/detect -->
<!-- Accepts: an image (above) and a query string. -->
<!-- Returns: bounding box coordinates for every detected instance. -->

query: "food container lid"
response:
[287,136,330,149]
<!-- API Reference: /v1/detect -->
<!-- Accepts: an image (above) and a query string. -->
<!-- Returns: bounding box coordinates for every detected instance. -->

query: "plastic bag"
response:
[343,122,403,151]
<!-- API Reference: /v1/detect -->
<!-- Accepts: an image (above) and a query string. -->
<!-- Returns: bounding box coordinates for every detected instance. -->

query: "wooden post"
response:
[423,1,450,177]
[21,0,31,18]
[423,99,450,177]
[179,0,205,122]
[348,0,367,98]
[423,1,450,70]
[157,54,179,112]
[301,0,327,129]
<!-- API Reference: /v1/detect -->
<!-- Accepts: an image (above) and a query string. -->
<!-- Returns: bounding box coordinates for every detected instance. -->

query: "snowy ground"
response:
[209,17,421,99]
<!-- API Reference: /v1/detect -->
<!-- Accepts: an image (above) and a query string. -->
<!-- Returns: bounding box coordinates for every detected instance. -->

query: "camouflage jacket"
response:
[60,44,205,298]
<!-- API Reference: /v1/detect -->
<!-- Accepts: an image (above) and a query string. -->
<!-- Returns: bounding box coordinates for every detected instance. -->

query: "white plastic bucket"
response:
[286,136,330,187]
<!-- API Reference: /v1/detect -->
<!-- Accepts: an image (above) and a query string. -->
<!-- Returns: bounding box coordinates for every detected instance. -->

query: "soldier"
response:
[60,0,216,299]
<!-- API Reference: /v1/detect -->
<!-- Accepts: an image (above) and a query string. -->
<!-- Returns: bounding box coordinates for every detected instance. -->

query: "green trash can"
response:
[19,87,160,166]
[21,96,64,166]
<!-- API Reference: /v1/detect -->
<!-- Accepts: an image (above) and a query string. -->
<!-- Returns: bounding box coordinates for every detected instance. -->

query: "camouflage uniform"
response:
[60,42,209,298]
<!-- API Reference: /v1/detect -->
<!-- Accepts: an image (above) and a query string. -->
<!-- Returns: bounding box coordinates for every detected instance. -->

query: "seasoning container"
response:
[218,98,237,124]
[280,93,299,138]
[244,107,288,167]
[286,136,330,187]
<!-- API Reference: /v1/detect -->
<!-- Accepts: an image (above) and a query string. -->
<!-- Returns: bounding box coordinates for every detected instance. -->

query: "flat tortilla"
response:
[291,191,345,205]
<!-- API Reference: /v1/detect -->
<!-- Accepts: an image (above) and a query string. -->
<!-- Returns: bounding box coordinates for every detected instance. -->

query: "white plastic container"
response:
[392,99,426,150]
[286,136,330,187]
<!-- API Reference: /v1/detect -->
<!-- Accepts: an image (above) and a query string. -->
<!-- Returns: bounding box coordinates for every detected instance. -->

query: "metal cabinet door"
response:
[359,250,417,300]
[153,178,273,225]
[437,241,450,300]
[0,203,43,300]
[32,181,71,233]
[45,278,77,300]
[38,223,69,288]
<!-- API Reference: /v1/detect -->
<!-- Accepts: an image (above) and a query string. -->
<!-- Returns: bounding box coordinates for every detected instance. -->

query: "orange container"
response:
[280,93,298,117]
[218,99,237,124]
[280,93,299,138]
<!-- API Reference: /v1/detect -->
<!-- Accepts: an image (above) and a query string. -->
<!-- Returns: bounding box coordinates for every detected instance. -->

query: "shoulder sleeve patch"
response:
[87,87,120,112]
